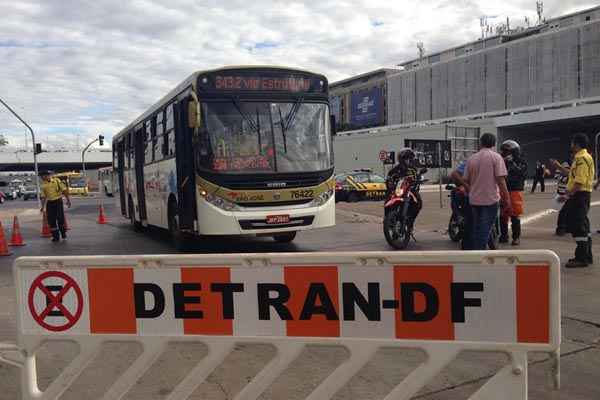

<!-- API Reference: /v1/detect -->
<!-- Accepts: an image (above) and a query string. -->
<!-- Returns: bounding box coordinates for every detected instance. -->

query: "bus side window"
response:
[155,110,164,162]
[126,132,133,169]
[164,103,175,157]
[145,120,153,164]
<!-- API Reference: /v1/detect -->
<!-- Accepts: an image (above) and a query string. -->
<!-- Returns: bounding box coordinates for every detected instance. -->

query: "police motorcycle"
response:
[446,183,467,243]
[445,183,499,250]
[383,149,427,250]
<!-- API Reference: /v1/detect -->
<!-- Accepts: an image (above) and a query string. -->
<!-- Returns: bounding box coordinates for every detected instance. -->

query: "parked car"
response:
[0,186,17,200]
[335,169,387,202]
[21,186,39,201]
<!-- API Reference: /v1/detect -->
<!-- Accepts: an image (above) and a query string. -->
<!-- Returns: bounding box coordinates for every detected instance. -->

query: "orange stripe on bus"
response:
[516,265,550,343]
[88,268,136,334]
[181,267,232,335]
[284,266,340,337]
[394,266,454,340]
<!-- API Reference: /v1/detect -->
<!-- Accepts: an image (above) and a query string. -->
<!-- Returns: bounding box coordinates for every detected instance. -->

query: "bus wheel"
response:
[169,202,189,251]
[129,198,142,232]
[273,231,297,243]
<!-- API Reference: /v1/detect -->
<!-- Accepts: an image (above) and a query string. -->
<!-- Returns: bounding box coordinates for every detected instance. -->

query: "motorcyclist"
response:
[385,148,422,218]
[499,140,527,245]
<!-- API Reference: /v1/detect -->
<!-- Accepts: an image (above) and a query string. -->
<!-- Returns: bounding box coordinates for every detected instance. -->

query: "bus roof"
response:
[112,65,327,143]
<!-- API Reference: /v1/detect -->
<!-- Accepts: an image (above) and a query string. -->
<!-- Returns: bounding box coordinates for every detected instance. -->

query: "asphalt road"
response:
[0,193,598,399]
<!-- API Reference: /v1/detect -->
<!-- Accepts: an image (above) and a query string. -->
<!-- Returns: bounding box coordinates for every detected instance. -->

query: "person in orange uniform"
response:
[40,170,71,242]
[499,140,527,246]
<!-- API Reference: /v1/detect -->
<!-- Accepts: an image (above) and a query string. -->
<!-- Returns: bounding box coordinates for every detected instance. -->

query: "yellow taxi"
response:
[335,169,387,202]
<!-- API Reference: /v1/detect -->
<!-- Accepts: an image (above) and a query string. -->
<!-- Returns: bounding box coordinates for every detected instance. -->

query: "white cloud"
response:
[0,0,595,150]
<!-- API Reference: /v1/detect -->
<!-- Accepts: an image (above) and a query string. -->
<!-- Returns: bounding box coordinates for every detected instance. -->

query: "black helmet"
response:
[397,148,415,163]
[500,140,520,157]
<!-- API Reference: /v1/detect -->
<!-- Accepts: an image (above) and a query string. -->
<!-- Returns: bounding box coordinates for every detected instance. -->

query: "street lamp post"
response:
[82,135,104,177]
[0,96,41,207]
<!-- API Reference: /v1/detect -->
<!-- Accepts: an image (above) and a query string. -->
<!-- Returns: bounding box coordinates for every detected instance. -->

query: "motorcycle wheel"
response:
[383,210,411,250]
[448,214,462,242]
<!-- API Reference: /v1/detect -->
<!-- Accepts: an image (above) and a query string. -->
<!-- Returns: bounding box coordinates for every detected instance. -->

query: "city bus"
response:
[112,66,335,248]
[54,172,89,196]
[98,166,113,197]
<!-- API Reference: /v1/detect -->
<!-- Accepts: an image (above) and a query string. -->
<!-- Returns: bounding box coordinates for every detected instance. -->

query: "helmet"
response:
[397,148,415,164]
[500,140,520,157]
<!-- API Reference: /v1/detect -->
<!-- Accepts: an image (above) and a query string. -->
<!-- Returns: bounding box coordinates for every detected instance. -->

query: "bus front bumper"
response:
[196,196,335,235]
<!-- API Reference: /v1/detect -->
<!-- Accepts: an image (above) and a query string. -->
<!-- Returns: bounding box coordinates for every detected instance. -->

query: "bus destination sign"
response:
[215,76,311,92]
[206,74,324,93]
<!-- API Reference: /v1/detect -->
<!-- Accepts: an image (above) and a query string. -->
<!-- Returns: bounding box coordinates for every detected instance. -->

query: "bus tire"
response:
[168,200,189,251]
[128,197,142,232]
[273,231,296,243]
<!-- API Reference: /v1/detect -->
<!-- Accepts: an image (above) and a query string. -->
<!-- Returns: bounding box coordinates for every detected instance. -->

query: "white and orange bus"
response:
[112,66,335,249]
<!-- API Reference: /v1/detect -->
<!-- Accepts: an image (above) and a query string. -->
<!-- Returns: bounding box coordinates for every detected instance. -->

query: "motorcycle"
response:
[383,169,427,250]
[445,183,499,250]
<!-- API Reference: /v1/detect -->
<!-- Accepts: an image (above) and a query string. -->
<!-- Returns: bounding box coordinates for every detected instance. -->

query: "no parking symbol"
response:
[27,271,83,332]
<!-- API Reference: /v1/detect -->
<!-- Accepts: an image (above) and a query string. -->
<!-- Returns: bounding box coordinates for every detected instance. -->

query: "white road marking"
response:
[521,200,600,226]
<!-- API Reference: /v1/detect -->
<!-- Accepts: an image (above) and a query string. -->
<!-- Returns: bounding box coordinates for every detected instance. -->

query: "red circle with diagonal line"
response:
[28,271,83,332]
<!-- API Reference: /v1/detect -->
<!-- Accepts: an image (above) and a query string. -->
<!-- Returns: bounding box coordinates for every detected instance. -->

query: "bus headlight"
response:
[310,189,334,207]
[202,192,240,211]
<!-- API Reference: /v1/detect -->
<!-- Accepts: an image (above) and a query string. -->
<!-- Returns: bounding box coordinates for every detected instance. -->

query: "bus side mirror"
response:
[330,115,337,136]
[188,95,201,129]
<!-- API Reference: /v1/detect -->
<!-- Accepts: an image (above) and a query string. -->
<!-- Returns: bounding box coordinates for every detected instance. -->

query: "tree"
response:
[0,135,7,146]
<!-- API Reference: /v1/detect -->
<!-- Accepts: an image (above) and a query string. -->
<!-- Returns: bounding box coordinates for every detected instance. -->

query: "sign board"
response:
[379,150,388,161]
[404,139,452,168]
[15,252,559,347]
[350,87,383,127]
[329,95,342,124]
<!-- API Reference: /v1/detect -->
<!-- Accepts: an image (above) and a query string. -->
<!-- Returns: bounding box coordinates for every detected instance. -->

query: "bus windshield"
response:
[198,101,332,174]
[69,177,87,188]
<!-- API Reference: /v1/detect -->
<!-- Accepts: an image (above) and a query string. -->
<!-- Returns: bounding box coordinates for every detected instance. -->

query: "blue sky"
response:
[0,0,596,150]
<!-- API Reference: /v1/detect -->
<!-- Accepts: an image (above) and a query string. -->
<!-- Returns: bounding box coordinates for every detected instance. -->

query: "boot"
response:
[499,219,509,243]
[566,242,589,268]
[51,229,60,242]
[587,237,593,264]
[59,226,67,240]
[511,218,521,246]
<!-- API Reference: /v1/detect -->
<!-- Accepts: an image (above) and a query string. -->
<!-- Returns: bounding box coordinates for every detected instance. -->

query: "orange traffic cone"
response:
[97,204,107,224]
[0,222,12,256]
[9,216,25,247]
[41,211,52,238]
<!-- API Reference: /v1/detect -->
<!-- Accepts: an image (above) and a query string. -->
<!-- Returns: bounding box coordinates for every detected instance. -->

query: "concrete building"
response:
[332,5,600,177]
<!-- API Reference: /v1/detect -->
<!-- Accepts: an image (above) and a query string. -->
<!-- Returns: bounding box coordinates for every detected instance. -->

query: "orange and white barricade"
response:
[1,251,560,400]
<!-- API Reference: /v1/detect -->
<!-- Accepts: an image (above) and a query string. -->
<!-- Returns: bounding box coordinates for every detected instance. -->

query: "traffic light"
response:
[34,143,42,155]
[99,135,104,146]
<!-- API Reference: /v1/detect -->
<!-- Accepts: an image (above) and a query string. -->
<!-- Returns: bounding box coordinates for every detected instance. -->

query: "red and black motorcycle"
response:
[383,169,427,250]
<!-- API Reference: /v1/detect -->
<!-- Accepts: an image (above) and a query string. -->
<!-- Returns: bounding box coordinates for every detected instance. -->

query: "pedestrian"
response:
[499,140,527,245]
[551,133,595,268]
[39,170,71,242]
[531,161,547,193]
[464,133,512,250]
[554,161,570,236]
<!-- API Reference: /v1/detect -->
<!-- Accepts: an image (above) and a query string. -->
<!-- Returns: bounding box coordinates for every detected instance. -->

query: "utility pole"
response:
[0,96,41,207]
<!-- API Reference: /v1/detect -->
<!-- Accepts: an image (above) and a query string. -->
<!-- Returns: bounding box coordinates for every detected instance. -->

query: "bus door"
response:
[174,99,196,230]
[134,127,148,222]
[117,139,126,215]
